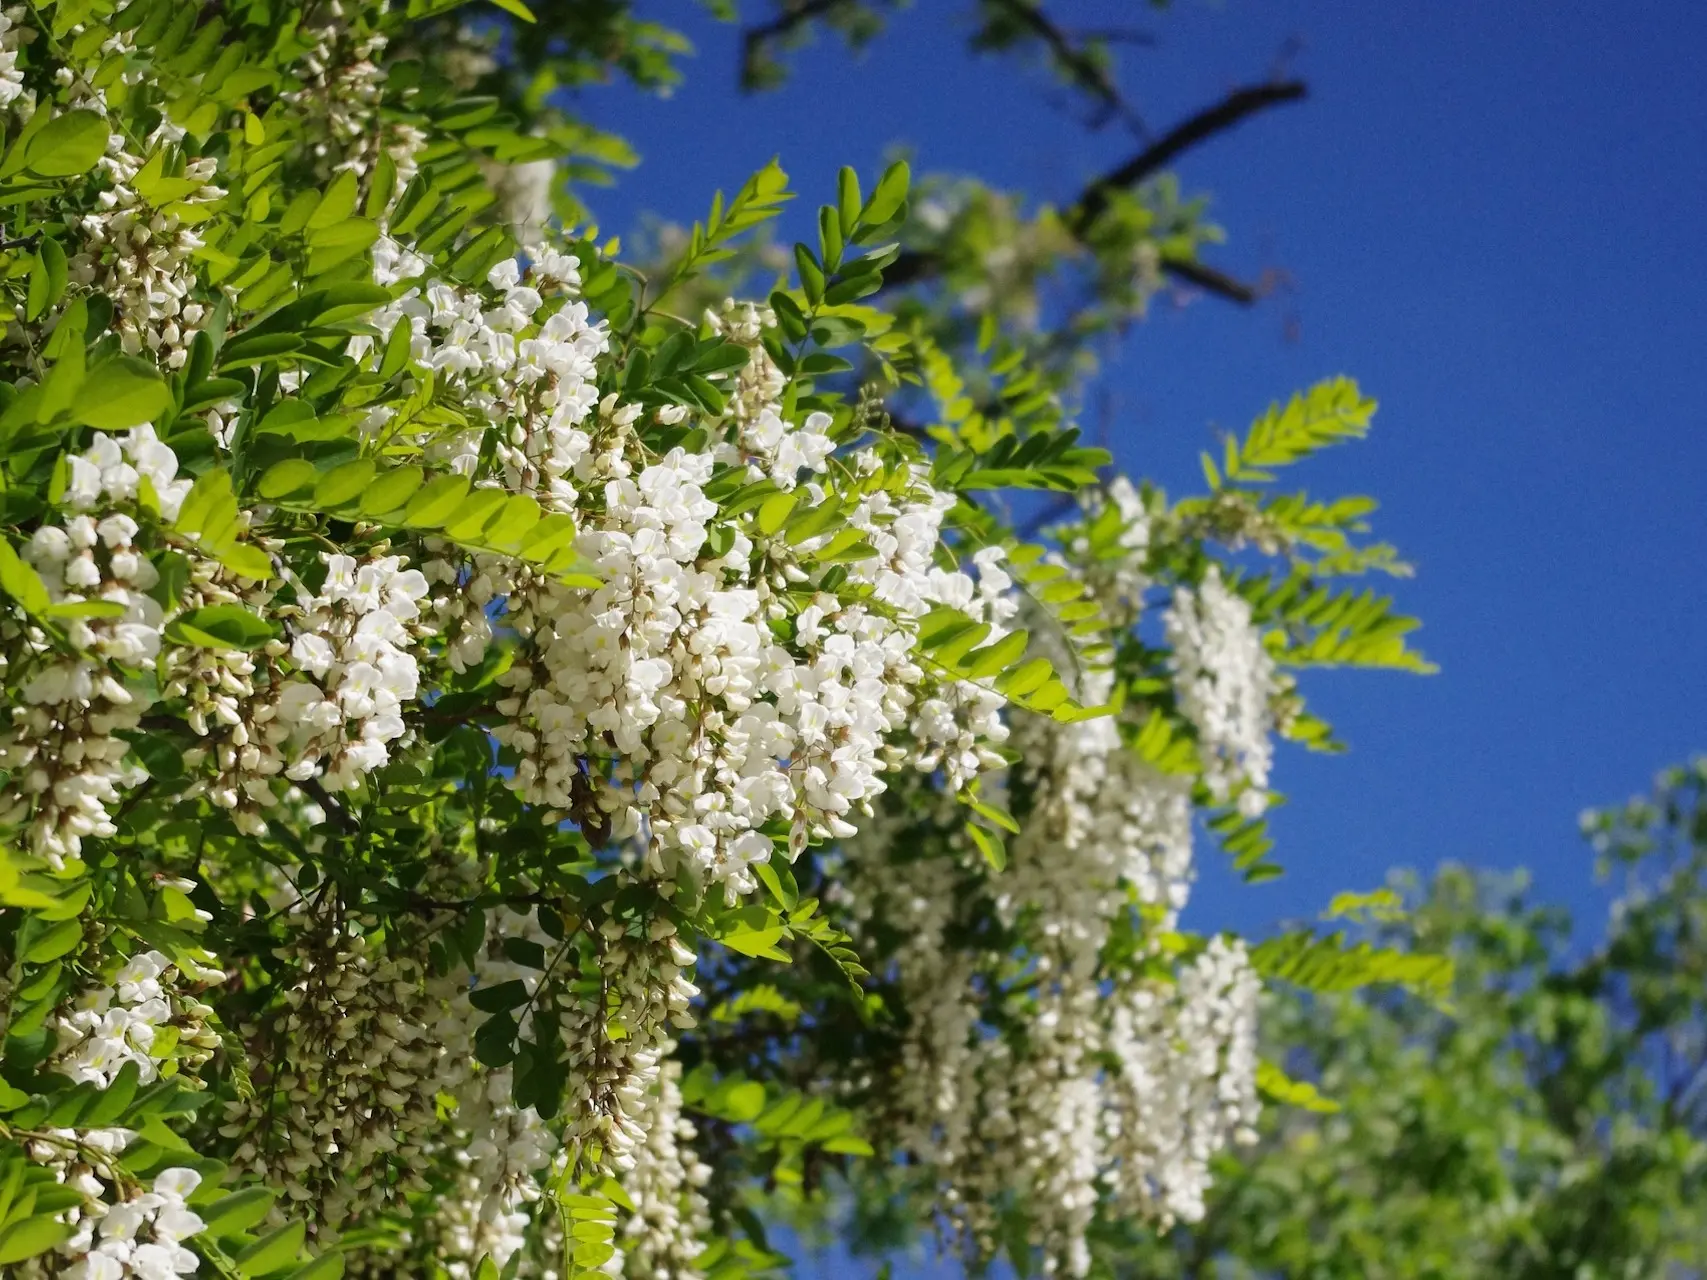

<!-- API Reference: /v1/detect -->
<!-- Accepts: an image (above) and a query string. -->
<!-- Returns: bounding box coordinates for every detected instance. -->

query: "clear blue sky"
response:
[584,2,1707,945]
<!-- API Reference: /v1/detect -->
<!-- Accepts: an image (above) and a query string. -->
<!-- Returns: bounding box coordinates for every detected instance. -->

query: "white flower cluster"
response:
[428,907,559,1277]
[490,157,559,247]
[1165,565,1278,817]
[709,302,787,431]
[287,12,401,175]
[1103,937,1262,1227]
[0,6,33,113]
[854,864,1261,1277]
[169,610,281,836]
[999,647,1193,955]
[354,245,1010,905]
[51,951,216,1089]
[363,239,604,512]
[840,798,983,1184]
[274,553,432,791]
[0,427,189,867]
[18,1149,207,1280]
[65,96,224,367]
[491,427,943,899]
[220,921,463,1231]
[165,547,434,834]
[844,566,1268,1274]
[1071,475,1151,617]
[912,940,1261,1277]
[611,1057,711,1280]
[903,543,1017,791]
[556,917,700,1176]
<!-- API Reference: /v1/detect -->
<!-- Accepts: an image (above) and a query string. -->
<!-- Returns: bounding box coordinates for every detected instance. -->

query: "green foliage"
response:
[1250,928,1455,1002]
[1239,572,1436,674]
[1109,760,1707,1280]
[1203,377,1377,488]
[0,0,1429,1275]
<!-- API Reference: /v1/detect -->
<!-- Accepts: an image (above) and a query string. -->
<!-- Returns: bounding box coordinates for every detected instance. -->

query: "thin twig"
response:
[982,0,1147,136]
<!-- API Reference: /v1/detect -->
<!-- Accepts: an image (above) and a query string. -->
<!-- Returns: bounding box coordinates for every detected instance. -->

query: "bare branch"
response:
[878,79,1306,307]
[1068,79,1307,232]
[980,0,1147,136]
[1159,255,1263,307]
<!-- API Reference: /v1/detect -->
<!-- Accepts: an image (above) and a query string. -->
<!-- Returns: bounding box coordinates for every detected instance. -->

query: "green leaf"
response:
[719,914,789,960]
[359,466,424,518]
[0,1215,73,1265]
[0,540,52,616]
[793,243,824,305]
[81,1059,142,1127]
[25,238,66,322]
[1220,377,1377,485]
[166,604,279,651]
[1251,930,1454,1002]
[201,1187,277,1238]
[402,474,471,527]
[862,160,911,227]
[473,1010,519,1068]
[73,358,170,430]
[257,460,319,501]
[284,1253,345,1280]
[469,980,529,1013]
[236,1220,307,1277]
[755,491,797,536]
[220,542,274,582]
[967,823,1006,872]
[305,170,358,231]
[836,166,861,237]
[313,459,377,509]
[23,916,83,962]
[442,488,508,540]
[24,109,109,178]
[1255,1060,1341,1114]
[960,628,1028,680]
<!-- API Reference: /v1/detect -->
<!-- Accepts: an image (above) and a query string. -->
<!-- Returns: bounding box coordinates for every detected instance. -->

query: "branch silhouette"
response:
[882,78,1308,304]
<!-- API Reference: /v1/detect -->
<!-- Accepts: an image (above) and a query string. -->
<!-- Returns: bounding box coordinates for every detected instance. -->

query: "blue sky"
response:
[584,1,1707,948]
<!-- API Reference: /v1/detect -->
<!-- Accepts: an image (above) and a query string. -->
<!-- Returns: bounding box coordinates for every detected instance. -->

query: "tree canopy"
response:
[0,3,1444,1279]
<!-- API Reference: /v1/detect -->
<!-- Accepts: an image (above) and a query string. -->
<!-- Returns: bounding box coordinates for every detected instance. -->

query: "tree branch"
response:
[1158,255,1263,306]
[880,78,1307,306]
[1067,79,1307,232]
[980,0,1145,135]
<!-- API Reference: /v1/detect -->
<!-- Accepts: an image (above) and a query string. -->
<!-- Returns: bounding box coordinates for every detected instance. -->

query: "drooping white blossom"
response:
[1166,565,1278,816]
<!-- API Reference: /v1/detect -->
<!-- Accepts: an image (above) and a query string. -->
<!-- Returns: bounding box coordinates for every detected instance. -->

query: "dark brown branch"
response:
[880,78,1306,307]
[981,0,1145,135]
[883,246,1265,306]
[1158,255,1262,306]
[1068,79,1307,232]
